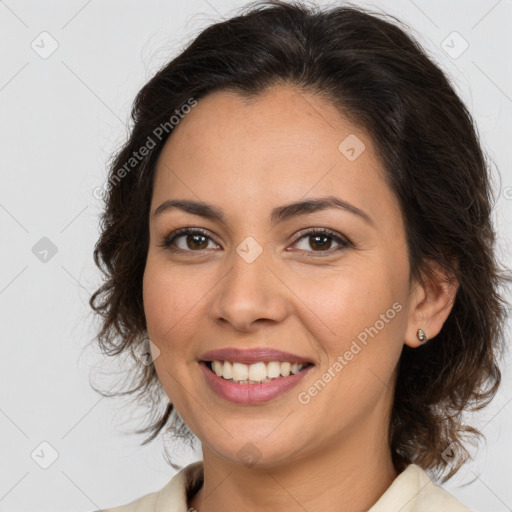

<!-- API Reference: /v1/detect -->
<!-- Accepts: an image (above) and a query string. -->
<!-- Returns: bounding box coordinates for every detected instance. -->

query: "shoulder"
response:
[98,490,158,512]
[368,464,473,512]
[98,461,204,512]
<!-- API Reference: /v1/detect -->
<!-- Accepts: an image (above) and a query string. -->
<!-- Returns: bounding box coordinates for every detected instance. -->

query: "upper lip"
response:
[199,348,314,365]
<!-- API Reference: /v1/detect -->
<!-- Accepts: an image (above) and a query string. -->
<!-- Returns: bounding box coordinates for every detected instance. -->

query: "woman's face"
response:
[143,84,420,467]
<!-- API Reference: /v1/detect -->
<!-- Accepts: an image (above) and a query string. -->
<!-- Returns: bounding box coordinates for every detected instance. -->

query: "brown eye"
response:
[292,229,350,254]
[308,234,333,251]
[182,233,209,250]
[160,228,219,252]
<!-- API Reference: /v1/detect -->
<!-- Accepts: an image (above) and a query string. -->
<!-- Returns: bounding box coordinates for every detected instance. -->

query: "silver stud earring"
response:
[417,329,428,343]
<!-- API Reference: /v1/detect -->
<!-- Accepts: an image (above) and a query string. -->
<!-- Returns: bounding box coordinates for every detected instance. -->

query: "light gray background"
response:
[1,0,511,511]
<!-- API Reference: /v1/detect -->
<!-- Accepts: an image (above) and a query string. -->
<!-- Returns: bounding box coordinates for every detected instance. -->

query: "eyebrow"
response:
[152,195,374,227]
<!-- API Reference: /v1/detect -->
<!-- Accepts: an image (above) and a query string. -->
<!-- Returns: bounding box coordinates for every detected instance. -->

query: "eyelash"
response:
[158,227,351,257]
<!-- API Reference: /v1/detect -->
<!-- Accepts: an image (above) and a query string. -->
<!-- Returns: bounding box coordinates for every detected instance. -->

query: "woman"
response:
[89,1,511,510]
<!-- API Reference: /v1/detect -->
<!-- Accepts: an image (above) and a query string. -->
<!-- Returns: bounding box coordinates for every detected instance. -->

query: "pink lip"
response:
[199,361,314,404]
[199,347,313,365]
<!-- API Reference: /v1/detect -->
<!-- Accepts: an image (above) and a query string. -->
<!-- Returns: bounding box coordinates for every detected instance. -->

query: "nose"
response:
[208,246,290,333]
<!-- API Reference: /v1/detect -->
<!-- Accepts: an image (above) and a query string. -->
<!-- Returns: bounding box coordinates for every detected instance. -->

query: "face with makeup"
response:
[142,84,454,471]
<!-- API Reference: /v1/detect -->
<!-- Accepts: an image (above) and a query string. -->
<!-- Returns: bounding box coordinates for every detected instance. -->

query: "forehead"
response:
[152,84,398,228]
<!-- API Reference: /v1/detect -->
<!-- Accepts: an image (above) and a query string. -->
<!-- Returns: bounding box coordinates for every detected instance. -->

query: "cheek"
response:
[298,276,403,419]
[301,262,402,341]
[295,259,406,395]
[142,258,201,409]
[142,256,207,344]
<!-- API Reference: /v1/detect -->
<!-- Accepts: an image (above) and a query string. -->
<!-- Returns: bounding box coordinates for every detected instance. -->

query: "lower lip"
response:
[199,362,314,404]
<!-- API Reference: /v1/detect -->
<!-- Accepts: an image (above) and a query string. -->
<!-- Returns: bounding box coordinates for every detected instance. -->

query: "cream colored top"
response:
[100,460,472,511]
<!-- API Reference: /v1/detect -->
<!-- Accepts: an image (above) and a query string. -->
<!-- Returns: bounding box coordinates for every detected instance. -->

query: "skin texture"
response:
[142,84,458,512]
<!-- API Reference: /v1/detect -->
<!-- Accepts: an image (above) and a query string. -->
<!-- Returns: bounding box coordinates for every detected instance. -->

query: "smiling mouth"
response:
[203,360,314,384]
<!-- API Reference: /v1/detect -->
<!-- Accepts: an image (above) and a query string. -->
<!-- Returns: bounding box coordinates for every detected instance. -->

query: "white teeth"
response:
[232,362,248,381]
[280,362,291,377]
[267,361,281,379]
[248,362,267,381]
[208,360,308,383]
[222,361,233,379]
[212,361,223,377]
[291,363,302,375]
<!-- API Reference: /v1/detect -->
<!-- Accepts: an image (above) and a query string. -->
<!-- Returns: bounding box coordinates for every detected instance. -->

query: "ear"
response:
[404,260,458,348]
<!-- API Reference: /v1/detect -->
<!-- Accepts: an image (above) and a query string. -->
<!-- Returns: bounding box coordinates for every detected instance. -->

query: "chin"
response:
[201,430,309,470]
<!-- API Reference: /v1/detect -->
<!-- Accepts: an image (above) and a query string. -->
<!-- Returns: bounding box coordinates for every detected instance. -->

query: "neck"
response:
[189,406,399,512]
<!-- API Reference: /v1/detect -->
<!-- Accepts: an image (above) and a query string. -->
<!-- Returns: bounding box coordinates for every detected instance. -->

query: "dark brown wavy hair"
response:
[88,0,512,481]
